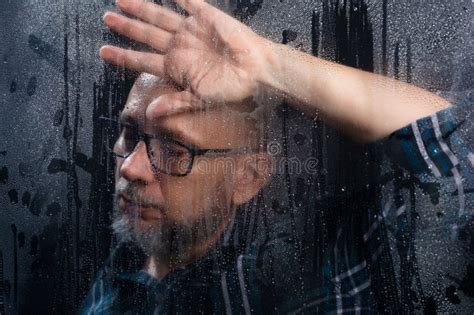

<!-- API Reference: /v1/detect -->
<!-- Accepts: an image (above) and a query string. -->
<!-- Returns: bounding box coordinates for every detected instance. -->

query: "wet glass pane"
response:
[0,0,472,313]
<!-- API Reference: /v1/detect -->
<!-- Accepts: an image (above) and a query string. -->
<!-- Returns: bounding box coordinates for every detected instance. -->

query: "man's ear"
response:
[231,153,274,206]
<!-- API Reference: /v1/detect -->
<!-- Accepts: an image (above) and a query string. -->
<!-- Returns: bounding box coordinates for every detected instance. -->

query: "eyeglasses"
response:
[100,117,261,177]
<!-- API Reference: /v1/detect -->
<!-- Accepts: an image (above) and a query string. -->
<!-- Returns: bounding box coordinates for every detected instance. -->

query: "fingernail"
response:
[103,12,118,26]
[103,11,112,22]
[99,46,113,60]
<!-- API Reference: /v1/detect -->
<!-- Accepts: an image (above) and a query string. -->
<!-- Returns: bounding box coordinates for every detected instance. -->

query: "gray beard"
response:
[111,179,227,264]
[111,212,172,258]
[111,202,221,264]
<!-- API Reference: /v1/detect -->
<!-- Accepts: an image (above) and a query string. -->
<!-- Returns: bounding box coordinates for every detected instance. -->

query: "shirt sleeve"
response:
[366,91,474,313]
[385,92,473,180]
[383,92,474,227]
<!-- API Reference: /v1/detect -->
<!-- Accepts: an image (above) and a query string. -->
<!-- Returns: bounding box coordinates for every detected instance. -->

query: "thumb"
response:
[145,90,211,120]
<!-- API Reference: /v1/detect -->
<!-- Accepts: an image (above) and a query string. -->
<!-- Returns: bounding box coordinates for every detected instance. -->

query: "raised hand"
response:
[101,0,272,111]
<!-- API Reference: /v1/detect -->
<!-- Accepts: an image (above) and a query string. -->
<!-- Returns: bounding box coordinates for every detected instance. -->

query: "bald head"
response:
[121,73,263,151]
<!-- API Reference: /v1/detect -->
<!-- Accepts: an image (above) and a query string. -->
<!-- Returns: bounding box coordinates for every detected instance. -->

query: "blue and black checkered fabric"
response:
[81,95,474,314]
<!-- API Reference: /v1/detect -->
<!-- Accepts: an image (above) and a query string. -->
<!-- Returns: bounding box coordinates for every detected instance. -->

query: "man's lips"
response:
[118,194,163,221]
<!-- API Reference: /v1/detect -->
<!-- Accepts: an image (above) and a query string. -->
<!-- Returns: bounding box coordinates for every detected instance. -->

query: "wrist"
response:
[256,40,286,95]
[249,40,286,109]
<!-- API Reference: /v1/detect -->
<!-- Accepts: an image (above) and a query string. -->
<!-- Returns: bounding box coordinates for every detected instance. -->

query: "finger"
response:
[100,45,165,77]
[146,90,208,120]
[175,0,207,15]
[104,12,173,52]
[178,1,231,36]
[116,0,184,33]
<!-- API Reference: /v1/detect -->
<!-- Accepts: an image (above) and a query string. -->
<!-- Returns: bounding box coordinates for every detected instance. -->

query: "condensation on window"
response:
[0,0,472,313]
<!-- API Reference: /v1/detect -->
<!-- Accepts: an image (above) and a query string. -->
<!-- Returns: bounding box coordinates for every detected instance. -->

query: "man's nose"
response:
[119,142,155,184]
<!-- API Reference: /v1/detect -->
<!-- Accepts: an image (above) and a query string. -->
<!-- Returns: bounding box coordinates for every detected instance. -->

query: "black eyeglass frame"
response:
[100,116,262,177]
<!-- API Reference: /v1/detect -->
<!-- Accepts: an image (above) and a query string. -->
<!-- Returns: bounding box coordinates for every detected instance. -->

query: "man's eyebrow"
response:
[119,113,139,126]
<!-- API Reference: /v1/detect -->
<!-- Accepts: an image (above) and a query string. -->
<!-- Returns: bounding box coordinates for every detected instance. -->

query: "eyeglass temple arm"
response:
[193,147,262,156]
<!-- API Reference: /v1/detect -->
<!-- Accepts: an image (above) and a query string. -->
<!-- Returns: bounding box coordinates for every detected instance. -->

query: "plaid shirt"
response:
[81,95,473,314]
[79,240,267,314]
[364,94,474,313]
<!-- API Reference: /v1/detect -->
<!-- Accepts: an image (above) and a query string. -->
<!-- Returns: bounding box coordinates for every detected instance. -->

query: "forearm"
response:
[258,41,450,143]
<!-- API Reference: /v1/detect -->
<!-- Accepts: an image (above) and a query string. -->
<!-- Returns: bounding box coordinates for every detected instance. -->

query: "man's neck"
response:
[145,257,170,280]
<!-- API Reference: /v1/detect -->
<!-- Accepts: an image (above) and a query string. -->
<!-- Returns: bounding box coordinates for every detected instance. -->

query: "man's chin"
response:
[111,214,171,257]
[111,215,134,243]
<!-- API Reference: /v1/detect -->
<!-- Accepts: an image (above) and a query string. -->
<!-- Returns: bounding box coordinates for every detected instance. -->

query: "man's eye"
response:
[166,145,188,157]
[156,139,186,156]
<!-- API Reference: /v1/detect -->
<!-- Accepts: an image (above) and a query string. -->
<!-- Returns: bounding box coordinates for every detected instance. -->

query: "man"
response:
[81,74,285,313]
[84,0,473,313]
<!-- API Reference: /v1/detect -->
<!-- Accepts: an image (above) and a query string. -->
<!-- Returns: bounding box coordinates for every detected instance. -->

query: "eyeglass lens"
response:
[102,119,193,175]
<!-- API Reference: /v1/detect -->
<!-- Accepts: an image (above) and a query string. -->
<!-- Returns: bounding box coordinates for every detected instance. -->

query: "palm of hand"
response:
[102,0,266,105]
[165,14,261,103]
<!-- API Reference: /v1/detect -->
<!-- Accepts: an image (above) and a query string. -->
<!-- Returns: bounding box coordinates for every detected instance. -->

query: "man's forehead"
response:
[121,74,175,121]
[121,73,256,122]
[120,74,260,147]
